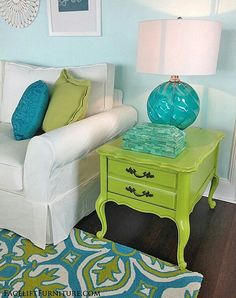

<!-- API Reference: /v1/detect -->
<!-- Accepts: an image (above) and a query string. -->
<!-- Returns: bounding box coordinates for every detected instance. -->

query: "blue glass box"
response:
[122,123,186,158]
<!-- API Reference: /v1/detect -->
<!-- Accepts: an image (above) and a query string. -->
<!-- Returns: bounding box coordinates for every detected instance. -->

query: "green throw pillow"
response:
[42,69,91,132]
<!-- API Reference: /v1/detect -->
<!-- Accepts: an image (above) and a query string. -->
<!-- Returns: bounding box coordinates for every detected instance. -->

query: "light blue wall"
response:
[0,0,236,179]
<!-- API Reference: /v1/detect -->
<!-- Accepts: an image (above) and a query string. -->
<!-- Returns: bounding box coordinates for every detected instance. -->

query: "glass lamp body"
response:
[147,80,200,130]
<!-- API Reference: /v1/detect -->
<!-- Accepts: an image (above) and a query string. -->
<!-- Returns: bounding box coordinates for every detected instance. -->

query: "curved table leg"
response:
[95,195,107,239]
[208,174,219,209]
[176,218,190,270]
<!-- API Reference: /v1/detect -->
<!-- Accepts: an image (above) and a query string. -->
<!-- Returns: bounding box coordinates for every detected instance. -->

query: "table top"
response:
[97,127,224,173]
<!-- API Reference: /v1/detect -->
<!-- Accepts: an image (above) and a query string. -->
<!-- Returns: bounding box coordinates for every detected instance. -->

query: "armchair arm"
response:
[24,105,137,202]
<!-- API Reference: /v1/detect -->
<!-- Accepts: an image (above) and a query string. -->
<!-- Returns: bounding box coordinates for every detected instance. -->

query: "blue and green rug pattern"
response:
[0,228,203,297]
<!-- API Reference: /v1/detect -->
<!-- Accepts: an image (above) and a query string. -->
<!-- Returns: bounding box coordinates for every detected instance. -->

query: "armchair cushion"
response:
[0,123,29,191]
[42,70,91,132]
[12,80,49,140]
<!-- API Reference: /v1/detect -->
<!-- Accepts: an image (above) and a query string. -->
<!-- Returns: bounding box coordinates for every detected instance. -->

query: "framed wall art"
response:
[47,0,101,36]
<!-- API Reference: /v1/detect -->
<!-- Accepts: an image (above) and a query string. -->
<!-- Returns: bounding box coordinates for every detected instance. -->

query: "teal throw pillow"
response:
[11,80,49,140]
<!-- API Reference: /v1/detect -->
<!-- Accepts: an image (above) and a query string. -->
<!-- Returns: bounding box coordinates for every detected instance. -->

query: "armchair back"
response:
[0,61,115,123]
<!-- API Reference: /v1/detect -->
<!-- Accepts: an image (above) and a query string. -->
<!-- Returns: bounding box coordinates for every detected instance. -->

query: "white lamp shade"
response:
[137,19,222,75]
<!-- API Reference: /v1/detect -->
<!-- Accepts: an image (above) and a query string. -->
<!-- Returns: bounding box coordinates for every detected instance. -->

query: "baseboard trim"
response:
[209,120,236,204]
[216,198,236,204]
[204,178,236,204]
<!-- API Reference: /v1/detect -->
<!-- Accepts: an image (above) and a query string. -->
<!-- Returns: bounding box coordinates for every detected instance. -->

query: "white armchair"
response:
[0,61,137,248]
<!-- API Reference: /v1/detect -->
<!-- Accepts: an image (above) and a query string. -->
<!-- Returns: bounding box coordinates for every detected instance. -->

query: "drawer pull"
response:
[125,186,154,198]
[125,167,155,179]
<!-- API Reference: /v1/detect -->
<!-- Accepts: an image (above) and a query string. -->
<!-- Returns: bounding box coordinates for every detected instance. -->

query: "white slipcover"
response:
[0,61,138,248]
[0,123,29,191]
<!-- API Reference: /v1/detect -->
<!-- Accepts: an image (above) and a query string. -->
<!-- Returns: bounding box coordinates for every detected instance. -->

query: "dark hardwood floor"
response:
[76,198,236,298]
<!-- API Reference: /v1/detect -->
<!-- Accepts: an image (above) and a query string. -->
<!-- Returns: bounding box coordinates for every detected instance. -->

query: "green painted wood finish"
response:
[97,127,224,172]
[108,159,177,188]
[95,127,224,270]
[108,176,176,209]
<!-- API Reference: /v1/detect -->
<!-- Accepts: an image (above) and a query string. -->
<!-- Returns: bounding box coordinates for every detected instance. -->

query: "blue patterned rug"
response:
[0,228,203,297]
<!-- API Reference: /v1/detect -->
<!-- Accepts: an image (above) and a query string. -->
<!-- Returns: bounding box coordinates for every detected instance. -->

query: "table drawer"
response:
[108,159,176,189]
[108,177,176,210]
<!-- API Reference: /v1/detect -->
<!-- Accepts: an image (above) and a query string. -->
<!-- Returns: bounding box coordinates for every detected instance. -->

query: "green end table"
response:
[95,127,224,269]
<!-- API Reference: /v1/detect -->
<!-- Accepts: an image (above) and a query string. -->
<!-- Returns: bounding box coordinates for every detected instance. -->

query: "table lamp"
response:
[137,19,222,129]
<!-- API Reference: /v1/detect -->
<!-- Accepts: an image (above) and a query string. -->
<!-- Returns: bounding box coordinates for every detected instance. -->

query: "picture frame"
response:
[47,0,101,36]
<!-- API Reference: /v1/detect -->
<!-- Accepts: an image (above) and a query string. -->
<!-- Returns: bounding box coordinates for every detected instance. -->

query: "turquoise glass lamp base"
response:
[147,78,200,130]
